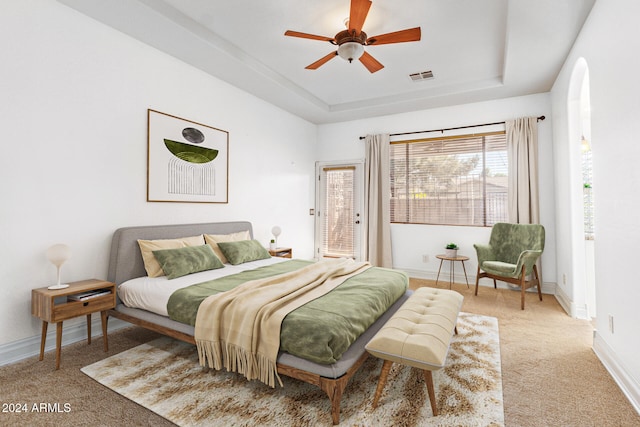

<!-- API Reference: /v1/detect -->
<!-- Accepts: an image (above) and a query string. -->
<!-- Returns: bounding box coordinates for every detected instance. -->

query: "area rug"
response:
[81,312,503,426]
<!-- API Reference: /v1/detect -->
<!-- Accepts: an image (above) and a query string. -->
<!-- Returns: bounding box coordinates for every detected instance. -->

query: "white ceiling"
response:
[57,0,595,124]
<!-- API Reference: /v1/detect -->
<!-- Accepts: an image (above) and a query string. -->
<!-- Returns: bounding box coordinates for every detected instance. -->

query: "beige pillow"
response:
[204,230,251,264]
[137,235,205,277]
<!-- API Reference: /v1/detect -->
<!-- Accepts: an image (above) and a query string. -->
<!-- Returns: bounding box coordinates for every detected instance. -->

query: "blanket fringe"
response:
[197,339,282,388]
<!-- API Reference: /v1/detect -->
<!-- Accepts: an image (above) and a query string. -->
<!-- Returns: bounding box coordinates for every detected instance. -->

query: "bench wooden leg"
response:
[423,370,438,416]
[372,361,440,416]
[372,360,393,408]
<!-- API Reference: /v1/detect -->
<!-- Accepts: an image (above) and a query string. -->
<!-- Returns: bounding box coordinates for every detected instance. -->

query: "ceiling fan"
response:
[284,0,421,73]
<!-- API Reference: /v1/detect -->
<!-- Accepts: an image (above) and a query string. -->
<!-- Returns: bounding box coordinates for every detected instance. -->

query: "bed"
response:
[105,221,410,424]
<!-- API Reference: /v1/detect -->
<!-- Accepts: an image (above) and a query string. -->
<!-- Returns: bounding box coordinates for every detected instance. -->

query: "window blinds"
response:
[390,131,508,226]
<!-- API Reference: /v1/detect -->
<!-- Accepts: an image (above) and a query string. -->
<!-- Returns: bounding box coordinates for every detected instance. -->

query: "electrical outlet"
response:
[422,255,429,263]
[608,315,614,334]
[562,273,567,285]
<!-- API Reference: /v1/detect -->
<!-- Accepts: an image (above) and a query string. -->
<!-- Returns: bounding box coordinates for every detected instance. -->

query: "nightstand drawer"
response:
[51,294,115,322]
[268,247,293,258]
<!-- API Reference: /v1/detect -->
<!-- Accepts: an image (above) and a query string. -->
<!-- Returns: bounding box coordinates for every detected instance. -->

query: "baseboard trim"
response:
[554,285,589,319]
[593,331,640,415]
[402,267,556,294]
[0,318,130,367]
[554,285,572,316]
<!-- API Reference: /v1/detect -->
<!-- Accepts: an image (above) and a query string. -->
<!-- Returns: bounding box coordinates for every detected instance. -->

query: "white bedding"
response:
[118,257,288,316]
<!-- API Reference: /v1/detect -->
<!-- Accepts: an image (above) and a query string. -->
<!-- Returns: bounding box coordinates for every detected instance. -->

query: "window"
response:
[582,139,594,239]
[390,131,508,226]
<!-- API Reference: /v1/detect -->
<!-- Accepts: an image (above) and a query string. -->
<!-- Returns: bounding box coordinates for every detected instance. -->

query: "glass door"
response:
[315,161,364,261]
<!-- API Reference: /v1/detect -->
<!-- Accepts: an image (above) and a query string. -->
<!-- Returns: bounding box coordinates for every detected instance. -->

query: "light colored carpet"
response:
[81,312,503,427]
[5,280,638,426]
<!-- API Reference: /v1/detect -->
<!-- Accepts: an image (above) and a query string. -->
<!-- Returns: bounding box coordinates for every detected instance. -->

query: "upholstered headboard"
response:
[107,221,253,285]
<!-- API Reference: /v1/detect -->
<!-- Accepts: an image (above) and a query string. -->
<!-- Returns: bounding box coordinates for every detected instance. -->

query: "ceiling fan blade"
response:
[306,51,338,70]
[284,30,334,42]
[359,51,384,73]
[348,0,372,34]
[367,27,422,46]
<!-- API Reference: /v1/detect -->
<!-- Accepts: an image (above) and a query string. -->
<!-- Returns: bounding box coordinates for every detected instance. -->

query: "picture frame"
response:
[147,109,228,203]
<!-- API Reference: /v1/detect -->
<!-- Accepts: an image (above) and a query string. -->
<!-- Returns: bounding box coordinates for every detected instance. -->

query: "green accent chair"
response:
[474,223,545,310]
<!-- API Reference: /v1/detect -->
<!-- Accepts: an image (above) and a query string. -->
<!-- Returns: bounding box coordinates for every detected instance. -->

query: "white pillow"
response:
[204,230,251,264]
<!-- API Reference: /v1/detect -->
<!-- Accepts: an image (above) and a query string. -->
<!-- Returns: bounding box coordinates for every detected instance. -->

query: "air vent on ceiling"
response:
[409,70,434,81]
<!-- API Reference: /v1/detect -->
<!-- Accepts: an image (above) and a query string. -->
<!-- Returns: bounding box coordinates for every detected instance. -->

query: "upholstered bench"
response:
[365,287,463,416]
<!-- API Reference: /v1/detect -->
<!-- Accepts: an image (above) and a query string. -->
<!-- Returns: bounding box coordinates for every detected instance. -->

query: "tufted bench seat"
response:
[365,287,463,416]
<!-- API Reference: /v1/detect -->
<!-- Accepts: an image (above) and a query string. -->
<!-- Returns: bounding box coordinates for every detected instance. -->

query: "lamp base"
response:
[48,284,69,290]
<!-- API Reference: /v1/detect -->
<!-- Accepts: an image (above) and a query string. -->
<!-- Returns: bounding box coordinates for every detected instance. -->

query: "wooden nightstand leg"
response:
[86,314,91,345]
[39,321,48,361]
[55,321,63,370]
[101,310,109,352]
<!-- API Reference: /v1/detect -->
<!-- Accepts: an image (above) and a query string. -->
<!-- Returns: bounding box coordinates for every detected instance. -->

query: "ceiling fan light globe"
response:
[337,42,364,63]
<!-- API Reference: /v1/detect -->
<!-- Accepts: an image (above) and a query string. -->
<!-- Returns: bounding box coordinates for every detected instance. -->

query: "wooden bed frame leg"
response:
[372,360,393,409]
[423,370,438,416]
[320,378,344,425]
[315,351,371,424]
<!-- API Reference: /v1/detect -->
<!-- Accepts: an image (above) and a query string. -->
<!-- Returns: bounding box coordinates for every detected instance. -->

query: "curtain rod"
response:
[358,115,545,140]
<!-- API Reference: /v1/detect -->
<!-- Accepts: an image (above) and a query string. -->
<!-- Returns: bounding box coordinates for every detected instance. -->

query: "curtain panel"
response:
[507,117,540,224]
[364,134,393,268]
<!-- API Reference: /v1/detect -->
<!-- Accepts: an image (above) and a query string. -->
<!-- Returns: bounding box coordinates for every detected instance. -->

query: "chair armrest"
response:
[514,250,543,276]
[473,244,495,264]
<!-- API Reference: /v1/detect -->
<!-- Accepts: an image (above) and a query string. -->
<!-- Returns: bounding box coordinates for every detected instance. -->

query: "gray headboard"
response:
[107,221,253,285]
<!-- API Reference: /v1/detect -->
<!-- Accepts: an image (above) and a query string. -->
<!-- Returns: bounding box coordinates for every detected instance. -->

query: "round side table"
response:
[435,254,470,289]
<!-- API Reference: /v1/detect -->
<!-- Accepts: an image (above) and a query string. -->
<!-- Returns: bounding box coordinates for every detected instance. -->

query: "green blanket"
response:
[167,260,408,364]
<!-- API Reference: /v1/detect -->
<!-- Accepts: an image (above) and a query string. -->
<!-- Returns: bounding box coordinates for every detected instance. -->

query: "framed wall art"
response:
[147,109,228,203]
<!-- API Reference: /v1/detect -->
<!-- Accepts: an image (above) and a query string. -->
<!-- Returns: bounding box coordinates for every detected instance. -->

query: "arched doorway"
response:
[568,57,596,319]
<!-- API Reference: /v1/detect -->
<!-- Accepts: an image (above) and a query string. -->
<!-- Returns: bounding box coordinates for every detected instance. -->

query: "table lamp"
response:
[46,244,71,290]
[271,226,282,247]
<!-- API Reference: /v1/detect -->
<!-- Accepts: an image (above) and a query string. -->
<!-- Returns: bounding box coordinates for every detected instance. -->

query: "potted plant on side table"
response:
[445,243,459,258]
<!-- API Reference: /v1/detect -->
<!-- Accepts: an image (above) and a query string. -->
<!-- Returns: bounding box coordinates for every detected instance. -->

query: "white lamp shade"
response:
[46,244,71,267]
[337,42,364,62]
[271,226,282,238]
[46,244,71,289]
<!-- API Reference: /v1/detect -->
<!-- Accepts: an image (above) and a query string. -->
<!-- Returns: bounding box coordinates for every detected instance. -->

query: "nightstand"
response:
[268,247,293,258]
[31,279,116,370]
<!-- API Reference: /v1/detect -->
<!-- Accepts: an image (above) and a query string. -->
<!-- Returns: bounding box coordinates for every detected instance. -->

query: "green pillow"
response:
[216,239,272,265]
[153,244,224,279]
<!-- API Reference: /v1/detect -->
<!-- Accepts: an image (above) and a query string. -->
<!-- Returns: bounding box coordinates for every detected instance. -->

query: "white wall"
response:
[317,93,556,286]
[0,0,317,348]
[550,0,640,409]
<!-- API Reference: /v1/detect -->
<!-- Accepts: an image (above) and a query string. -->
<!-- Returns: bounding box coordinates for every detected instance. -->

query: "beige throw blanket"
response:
[194,258,370,387]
